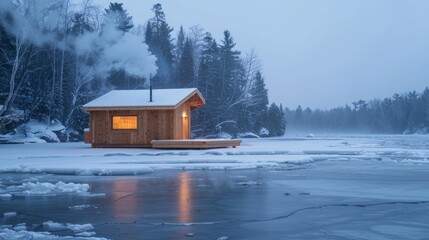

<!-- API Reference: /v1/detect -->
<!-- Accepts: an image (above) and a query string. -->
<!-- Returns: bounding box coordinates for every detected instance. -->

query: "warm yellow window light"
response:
[112,116,137,129]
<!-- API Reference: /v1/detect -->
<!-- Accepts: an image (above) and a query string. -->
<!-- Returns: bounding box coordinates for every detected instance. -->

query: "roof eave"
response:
[173,89,206,110]
[82,106,176,111]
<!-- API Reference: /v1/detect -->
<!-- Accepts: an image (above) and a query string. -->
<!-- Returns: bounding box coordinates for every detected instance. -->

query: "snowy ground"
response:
[1,135,428,175]
[1,135,429,239]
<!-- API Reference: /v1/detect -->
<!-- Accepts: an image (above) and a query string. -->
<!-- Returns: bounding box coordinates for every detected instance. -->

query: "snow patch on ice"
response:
[69,205,94,210]
[238,180,261,186]
[43,221,94,233]
[0,227,108,239]
[217,237,229,240]
[43,221,67,231]
[13,223,26,231]
[3,212,16,217]
[76,231,96,237]
[66,223,94,233]
[6,181,90,196]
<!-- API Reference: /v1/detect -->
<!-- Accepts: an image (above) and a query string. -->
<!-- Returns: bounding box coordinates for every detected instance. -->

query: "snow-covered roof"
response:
[83,88,204,109]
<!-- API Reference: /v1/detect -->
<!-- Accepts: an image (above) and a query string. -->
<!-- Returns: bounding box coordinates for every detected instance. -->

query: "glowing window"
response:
[112,116,138,130]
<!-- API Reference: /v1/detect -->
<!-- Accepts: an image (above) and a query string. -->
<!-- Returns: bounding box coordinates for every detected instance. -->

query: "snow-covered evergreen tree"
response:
[145,3,174,88]
[104,2,134,32]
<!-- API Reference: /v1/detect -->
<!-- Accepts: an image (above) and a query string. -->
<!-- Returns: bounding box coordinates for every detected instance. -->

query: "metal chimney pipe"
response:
[149,74,153,102]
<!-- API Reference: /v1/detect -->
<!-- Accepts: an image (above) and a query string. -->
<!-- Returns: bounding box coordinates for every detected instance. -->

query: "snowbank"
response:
[1,118,66,144]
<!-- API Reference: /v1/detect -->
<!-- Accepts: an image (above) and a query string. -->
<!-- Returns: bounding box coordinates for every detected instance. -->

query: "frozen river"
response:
[1,135,429,239]
[2,159,429,239]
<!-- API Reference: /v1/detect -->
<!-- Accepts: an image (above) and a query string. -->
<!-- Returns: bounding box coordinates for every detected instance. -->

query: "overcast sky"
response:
[94,0,429,109]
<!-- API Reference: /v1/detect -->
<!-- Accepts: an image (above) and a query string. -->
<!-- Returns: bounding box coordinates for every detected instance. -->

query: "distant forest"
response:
[285,87,429,134]
[0,1,285,139]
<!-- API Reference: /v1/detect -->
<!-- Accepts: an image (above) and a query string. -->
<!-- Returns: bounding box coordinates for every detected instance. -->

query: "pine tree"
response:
[176,26,185,65]
[194,33,221,135]
[266,103,282,136]
[216,30,245,132]
[174,26,185,85]
[104,2,134,32]
[279,104,287,135]
[177,38,195,88]
[103,3,135,89]
[248,71,268,132]
[145,3,174,88]
[219,30,243,104]
[422,88,429,129]
[70,13,93,35]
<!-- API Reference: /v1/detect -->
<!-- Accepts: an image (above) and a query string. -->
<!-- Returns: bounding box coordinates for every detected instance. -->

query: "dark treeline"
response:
[285,87,429,134]
[0,1,285,140]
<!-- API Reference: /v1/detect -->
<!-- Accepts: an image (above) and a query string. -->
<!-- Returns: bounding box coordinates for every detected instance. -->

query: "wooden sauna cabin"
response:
[82,88,205,148]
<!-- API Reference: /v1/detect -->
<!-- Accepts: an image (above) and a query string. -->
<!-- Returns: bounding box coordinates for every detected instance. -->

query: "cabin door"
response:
[182,114,189,139]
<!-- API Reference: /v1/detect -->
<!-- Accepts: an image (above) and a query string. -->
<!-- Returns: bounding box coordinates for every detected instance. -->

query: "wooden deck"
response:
[151,139,241,149]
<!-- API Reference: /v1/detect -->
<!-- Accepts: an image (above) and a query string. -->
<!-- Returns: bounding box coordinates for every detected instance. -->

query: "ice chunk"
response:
[0,228,108,239]
[43,221,67,231]
[69,205,93,210]
[13,223,26,231]
[76,231,96,237]
[6,181,90,195]
[217,237,229,240]
[238,180,261,186]
[78,193,106,197]
[66,223,94,233]
[43,221,94,233]
[0,194,12,198]
[3,212,16,217]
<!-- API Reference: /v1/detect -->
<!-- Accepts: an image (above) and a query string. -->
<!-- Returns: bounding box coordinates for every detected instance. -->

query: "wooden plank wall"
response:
[91,109,175,146]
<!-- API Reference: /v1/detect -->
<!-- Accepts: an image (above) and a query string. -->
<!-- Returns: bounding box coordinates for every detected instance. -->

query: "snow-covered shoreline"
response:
[1,135,428,176]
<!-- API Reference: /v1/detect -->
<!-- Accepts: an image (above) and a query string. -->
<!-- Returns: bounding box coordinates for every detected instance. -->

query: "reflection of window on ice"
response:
[178,172,192,223]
